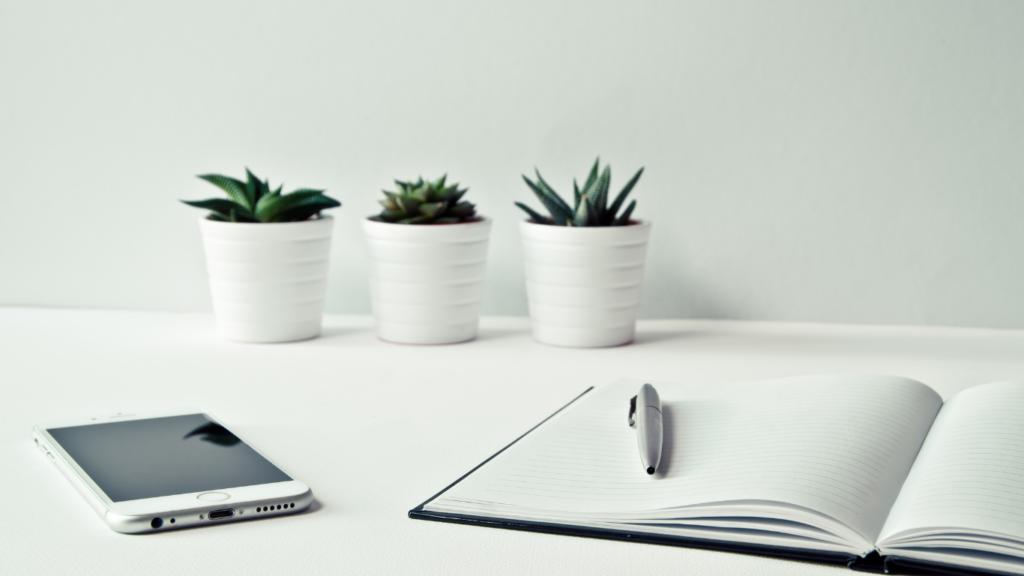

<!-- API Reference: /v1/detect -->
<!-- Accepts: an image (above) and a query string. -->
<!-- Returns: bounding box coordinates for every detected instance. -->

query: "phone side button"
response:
[197,492,230,502]
[46,452,55,460]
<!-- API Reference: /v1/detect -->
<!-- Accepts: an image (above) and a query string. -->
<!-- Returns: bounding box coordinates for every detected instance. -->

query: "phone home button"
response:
[196,492,230,502]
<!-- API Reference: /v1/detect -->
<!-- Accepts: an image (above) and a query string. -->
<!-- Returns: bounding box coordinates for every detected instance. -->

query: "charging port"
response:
[209,509,234,520]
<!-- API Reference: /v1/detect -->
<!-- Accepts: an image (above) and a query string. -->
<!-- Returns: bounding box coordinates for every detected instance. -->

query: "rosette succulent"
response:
[371,175,478,224]
[516,158,642,226]
[182,168,340,223]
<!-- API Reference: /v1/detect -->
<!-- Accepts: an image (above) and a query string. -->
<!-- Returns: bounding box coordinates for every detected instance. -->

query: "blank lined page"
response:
[879,381,1024,544]
[433,375,942,543]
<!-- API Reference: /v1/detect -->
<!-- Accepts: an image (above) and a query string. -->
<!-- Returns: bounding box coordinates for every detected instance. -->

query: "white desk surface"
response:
[4,308,1024,575]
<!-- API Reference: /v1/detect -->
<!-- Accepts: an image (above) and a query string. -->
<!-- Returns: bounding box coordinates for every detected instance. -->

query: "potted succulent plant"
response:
[515,158,650,347]
[363,175,490,345]
[182,168,341,343]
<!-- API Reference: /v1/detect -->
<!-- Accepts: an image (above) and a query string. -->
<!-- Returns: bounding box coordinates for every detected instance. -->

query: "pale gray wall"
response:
[2,0,1022,327]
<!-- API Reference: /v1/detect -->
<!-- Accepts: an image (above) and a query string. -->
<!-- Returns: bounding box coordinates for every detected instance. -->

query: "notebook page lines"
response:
[443,375,941,540]
[879,381,1024,542]
[500,385,913,513]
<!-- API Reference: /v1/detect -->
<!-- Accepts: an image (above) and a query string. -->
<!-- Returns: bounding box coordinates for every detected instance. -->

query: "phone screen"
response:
[47,414,291,502]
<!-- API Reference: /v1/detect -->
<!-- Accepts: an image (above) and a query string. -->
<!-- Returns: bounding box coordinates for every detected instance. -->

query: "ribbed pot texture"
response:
[198,216,334,343]
[363,217,491,344]
[519,219,651,347]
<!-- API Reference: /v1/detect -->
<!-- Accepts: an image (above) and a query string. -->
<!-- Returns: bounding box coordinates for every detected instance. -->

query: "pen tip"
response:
[646,466,655,475]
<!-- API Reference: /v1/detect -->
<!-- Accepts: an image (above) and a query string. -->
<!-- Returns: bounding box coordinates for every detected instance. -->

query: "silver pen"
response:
[628,383,663,475]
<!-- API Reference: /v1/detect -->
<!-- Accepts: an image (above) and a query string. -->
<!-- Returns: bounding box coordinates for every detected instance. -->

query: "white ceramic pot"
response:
[198,215,334,343]
[519,219,651,347]
[363,217,491,344]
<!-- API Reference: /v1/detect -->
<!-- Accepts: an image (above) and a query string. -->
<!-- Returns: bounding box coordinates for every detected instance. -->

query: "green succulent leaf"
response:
[274,200,339,223]
[265,183,282,201]
[419,201,445,218]
[399,215,433,224]
[181,198,243,219]
[409,185,430,203]
[579,167,601,209]
[187,169,339,223]
[255,189,325,222]
[533,169,573,215]
[591,165,611,221]
[515,201,548,223]
[260,179,272,203]
[515,158,641,227]
[522,175,572,225]
[380,209,409,221]
[582,158,600,195]
[613,199,636,226]
[589,194,601,226]
[604,167,643,225]
[197,174,252,214]
[436,185,463,201]
[244,168,261,208]
[229,208,259,223]
[270,194,341,223]
[396,195,422,215]
[448,202,475,218]
[447,189,467,203]
[376,175,478,224]
[574,195,591,227]
[381,191,401,209]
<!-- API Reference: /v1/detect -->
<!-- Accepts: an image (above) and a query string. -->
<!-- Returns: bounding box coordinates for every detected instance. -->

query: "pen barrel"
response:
[637,406,663,473]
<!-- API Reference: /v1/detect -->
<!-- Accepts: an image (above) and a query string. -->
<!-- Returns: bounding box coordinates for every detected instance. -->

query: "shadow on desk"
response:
[302,327,376,346]
[319,327,371,340]
[306,324,707,347]
[474,326,707,347]
[632,330,709,346]
[475,326,532,342]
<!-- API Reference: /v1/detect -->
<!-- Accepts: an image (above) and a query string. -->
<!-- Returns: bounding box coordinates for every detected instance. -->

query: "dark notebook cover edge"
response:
[883,556,1023,576]
[408,384,1008,576]
[410,507,857,567]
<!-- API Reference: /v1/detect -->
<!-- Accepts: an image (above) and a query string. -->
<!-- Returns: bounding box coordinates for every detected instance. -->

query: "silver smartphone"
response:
[33,408,313,534]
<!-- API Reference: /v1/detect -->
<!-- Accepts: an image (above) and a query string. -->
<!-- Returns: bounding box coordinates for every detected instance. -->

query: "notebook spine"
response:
[848,551,887,574]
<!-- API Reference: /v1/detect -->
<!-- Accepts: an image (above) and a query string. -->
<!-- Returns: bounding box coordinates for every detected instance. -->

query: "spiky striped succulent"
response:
[516,158,643,226]
[371,175,478,224]
[182,168,340,223]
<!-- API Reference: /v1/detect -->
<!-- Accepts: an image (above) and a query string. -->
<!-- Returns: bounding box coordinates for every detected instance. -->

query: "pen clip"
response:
[628,395,637,427]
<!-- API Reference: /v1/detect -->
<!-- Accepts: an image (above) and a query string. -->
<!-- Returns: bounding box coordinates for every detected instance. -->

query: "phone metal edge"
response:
[32,409,314,534]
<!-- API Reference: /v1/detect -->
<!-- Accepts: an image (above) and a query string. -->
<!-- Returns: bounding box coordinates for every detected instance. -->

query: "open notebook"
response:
[410,375,1024,575]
